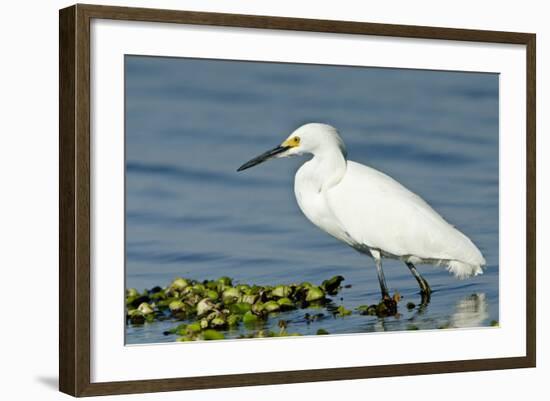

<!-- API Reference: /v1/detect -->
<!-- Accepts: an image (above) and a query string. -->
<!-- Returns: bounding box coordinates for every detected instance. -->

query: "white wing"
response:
[326,161,485,269]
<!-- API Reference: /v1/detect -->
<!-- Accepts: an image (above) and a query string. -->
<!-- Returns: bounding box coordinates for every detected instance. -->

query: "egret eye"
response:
[293,136,300,145]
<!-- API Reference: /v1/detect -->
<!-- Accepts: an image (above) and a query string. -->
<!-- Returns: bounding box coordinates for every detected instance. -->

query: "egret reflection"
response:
[450,293,490,328]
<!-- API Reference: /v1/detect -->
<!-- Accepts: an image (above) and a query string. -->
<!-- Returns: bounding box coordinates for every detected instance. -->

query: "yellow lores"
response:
[282,136,300,148]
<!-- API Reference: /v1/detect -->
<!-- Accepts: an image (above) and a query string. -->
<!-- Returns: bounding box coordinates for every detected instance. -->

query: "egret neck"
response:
[299,143,347,194]
[294,143,350,246]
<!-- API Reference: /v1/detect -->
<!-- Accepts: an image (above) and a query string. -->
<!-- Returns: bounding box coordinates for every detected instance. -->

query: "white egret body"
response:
[238,123,486,300]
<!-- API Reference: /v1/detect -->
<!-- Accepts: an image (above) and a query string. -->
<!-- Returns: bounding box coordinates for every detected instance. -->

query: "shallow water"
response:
[125,56,499,344]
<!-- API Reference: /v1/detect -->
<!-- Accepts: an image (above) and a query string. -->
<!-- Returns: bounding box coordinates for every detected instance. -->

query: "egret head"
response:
[237,123,346,171]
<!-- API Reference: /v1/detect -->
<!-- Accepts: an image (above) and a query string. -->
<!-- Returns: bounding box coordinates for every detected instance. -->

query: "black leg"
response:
[406,262,431,302]
[373,251,389,299]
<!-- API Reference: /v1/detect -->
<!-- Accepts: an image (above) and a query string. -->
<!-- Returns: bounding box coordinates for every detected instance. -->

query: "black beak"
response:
[237,145,290,172]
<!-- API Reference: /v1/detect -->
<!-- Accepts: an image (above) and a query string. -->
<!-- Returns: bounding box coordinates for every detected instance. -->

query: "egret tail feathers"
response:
[445,260,485,280]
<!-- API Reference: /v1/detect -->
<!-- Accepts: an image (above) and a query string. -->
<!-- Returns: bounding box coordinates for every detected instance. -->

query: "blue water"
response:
[125,56,499,344]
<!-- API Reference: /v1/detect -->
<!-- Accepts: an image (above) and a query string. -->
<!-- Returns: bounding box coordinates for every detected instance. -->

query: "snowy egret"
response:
[237,123,486,302]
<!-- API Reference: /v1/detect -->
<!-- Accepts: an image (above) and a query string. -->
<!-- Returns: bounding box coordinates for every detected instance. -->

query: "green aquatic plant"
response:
[355,293,402,317]
[271,285,292,298]
[137,302,154,315]
[196,298,215,316]
[168,300,186,312]
[125,275,382,341]
[335,305,352,317]
[242,310,261,326]
[222,287,241,304]
[277,297,296,311]
[263,300,281,313]
[321,275,345,295]
[305,286,325,302]
[170,277,190,291]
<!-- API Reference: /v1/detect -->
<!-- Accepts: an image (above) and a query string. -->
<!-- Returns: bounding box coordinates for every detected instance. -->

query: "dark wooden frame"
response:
[59,3,536,397]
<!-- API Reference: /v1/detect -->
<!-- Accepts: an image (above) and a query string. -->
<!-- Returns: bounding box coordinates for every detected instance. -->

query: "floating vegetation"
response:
[334,305,352,317]
[126,275,404,341]
[304,312,326,324]
[356,293,401,318]
[321,275,345,295]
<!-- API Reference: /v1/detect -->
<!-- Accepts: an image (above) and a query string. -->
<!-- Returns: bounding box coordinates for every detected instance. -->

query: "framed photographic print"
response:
[59,4,536,397]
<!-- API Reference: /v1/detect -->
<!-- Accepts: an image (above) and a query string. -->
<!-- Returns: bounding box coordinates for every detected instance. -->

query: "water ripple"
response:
[127,160,281,188]
[127,248,227,264]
